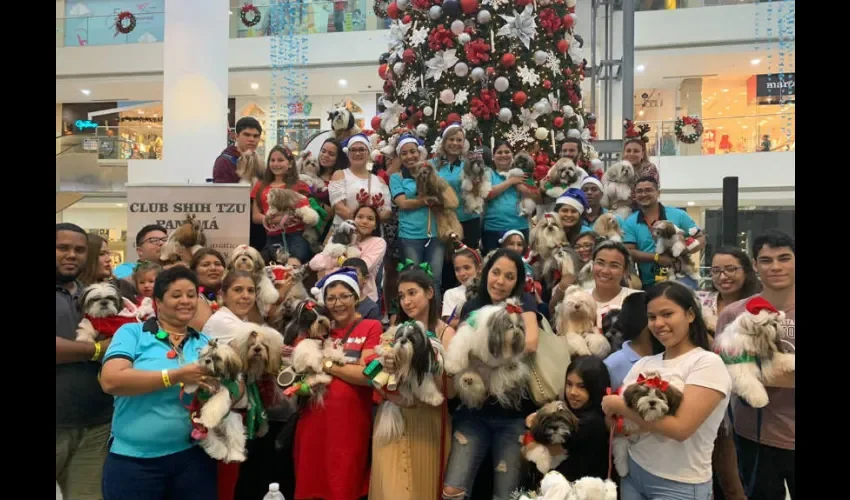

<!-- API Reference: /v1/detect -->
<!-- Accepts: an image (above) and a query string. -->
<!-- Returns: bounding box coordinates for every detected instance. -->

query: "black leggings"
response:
[735,435,795,500]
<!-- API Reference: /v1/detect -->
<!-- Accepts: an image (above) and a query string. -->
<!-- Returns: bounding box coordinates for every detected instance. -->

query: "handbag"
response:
[527,313,571,406]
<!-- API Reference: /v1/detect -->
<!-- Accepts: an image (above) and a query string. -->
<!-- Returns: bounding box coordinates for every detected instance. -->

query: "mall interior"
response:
[56,0,794,269]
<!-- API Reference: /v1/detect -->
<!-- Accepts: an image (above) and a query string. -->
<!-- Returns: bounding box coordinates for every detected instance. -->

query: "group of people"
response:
[56,115,795,500]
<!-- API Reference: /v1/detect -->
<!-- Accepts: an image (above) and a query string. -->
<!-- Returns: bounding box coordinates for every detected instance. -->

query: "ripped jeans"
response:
[442,409,526,500]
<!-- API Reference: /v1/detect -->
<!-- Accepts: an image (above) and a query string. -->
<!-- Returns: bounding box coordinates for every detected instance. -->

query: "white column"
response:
[128,0,230,184]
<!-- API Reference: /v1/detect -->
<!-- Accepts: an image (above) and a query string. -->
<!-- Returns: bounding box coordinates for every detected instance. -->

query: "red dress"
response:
[293,319,383,500]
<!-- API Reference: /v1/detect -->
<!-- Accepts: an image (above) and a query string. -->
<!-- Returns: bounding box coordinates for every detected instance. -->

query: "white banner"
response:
[126,184,251,262]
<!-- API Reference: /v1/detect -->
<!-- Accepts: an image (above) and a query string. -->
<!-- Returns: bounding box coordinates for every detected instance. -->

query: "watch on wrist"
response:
[324,360,334,371]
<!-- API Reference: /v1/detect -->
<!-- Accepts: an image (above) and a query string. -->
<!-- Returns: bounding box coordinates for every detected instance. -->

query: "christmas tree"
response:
[372,0,597,167]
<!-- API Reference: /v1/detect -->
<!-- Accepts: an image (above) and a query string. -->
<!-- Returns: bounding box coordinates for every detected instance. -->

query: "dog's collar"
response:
[715,348,759,366]
[143,317,201,340]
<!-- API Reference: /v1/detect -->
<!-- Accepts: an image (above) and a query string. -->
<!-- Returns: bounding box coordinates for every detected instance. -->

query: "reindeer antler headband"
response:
[355,189,385,209]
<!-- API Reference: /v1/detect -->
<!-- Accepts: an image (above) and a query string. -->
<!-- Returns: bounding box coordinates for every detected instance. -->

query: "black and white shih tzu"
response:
[76,282,151,342]
[443,298,529,409]
[285,300,342,405]
[183,339,247,463]
[373,321,445,445]
[612,372,683,477]
[521,400,580,474]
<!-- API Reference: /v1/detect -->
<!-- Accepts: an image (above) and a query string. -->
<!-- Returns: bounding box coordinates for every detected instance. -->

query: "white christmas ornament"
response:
[454,62,469,77]
[567,128,582,139]
[497,5,538,50]
[555,131,566,141]
[535,127,549,141]
[494,76,510,92]
[440,89,455,104]
[517,65,540,87]
[398,74,419,99]
[458,33,471,45]
[533,99,552,115]
[581,128,592,141]
[423,106,434,117]
[429,6,442,19]
[498,108,513,123]
[566,0,577,7]
[451,20,465,35]
[393,62,405,75]
[380,100,405,132]
[461,113,478,131]
[471,67,485,81]
[416,123,429,136]
[410,26,429,46]
[533,51,548,65]
[562,105,575,118]
[454,89,470,105]
[426,49,459,81]
[519,107,540,129]
[397,0,410,8]
[477,10,492,24]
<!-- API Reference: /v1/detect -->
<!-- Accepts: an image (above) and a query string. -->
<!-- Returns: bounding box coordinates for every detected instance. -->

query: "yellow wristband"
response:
[654,253,660,263]
[91,342,102,362]
[161,369,172,388]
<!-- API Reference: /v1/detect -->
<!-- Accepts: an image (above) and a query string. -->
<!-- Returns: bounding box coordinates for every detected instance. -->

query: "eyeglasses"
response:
[348,148,369,155]
[710,266,742,277]
[575,243,595,251]
[325,293,355,305]
[143,237,168,245]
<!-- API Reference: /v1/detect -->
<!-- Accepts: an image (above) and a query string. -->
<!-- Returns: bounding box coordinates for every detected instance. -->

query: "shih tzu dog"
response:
[415,162,464,242]
[232,323,284,383]
[76,283,151,342]
[542,245,583,291]
[515,470,617,500]
[600,308,625,353]
[312,220,361,275]
[714,297,794,408]
[328,107,361,141]
[297,151,324,191]
[528,213,567,279]
[601,160,636,219]
[613,372,683,477]
[160,214,206,263]
[651,221,701,282]
[521,400,580,474]
[593,213,623,242]
[460,147,492,215]
[228,244,280,310]
[266,188,320,229]
[183,339,247,463]
[541,158,583,200]
[284,301,341,405]
[556,285,611,358]
[444,298,529,409]
[373,321,445,445]
[507,152,538,217]
[281,299,332,347]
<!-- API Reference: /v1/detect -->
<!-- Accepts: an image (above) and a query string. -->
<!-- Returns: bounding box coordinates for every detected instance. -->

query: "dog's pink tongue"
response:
[191,428,208,440]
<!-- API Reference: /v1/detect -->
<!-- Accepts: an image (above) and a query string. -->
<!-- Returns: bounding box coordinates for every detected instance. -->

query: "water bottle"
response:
[263,482,285,500]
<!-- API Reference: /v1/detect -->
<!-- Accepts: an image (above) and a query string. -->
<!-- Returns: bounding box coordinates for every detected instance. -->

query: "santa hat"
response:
[342,134,372,154]
[441,122,464,139]
[581,176,604,191]
[310,268,360,304]
[555,188,591,215]
[395,133,424,155]
[745,296,779,316]
[498,229,526,245]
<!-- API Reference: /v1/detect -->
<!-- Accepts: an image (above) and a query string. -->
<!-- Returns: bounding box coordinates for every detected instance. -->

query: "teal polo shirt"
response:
[622,204,697,288]
[432,158,480,222]
[104,318,211,458]
[390,169,438,240]
[484,170,529,232]
[113,261,136,280]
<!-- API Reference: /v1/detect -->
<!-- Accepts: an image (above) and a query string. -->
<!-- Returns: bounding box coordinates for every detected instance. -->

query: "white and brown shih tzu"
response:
[651,221,701,282]
[528,213,567,279]
[284,300,341,405]
[593,212,623,242]
[373,321,445,446]
[160,214,207,263]
[444,298,529,409]
[76,283,151,342]
[506,151,538,217]
[601,160,636,219]
[265,187,320,229]
[612,372,683,477]
[460,147,492,215]
[183,339,247,463]
[521,400,580,474]
[541,244,582,291]
[556,285,611,358]
[540,158,584,200]
[228,244,280,312]
[312,219,361,270]
[414,162,464,242]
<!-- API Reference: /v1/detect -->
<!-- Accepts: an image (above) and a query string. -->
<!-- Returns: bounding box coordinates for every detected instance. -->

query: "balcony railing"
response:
[230,0,386,38]
[56,135,128,194]
[637,112,795,157]
[636,0,759,11]
[57,12,166,47]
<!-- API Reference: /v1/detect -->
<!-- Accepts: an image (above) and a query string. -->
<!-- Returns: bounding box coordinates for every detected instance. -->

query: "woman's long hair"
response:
[645,281,711,350]
[461,249,526,321]
[565,355,611,412]
[260,145,299,188]
[320,138,349,177]
[80,234,108,286]
[396,268,439,332]
[708,246,762,299]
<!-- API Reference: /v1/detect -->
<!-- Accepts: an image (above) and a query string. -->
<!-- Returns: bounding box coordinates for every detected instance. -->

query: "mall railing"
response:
[635,112,795,157]
[636,0,758,11]
[230,0,386,38]
[57,12,166,47]
[56,134,130,194]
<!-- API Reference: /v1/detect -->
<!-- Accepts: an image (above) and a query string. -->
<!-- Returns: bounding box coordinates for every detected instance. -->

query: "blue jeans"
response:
[399,237,445,292]
[264,232,313,264]
[621,455,712,500]
[102,446,216,500]
[442,410,526,500]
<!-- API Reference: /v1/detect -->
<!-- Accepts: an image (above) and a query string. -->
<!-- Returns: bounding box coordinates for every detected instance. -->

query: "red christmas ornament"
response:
[501,53,516,68]
[403,48,416,64]
[446,112,462,124]
[486,66,495,76]
[564,67,573,77]
[512,91,528,106]
[553,116,564,129]
[371,115,382,130]
[378,63,390,80]
[383,80,393,93]
[543,80,552,89]
[387,2,400,19]
[403,14,412,24]
[557,39,569,54]
[439,121,447,129]
[460,0,479,14]
[563,15,574,30]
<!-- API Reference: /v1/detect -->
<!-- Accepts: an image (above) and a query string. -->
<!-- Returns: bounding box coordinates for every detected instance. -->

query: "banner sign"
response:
[126,184,251,261]
[747,73,795,105]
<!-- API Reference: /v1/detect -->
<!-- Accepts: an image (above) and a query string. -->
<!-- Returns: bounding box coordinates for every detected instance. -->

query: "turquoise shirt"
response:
[484,169,529,232]
[622,204,698,287]
[104,318,211,458]
[432,158,480,223]
[390,170,438,240]
[113,261,136,280]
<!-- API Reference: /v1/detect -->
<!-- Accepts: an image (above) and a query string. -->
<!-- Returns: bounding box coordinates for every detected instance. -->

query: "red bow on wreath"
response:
[505,303,523,315]
[636,374,670,392]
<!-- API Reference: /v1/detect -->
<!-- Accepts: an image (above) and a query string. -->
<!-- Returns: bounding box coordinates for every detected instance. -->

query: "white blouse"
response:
[328,168,391,228]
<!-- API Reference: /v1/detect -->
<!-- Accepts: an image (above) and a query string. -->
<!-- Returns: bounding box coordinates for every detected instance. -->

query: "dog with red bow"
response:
[612,372,683,477]
[265,187,321,230]
[76,283,154,342]
[521,400,580,474]
[714,296,794,408]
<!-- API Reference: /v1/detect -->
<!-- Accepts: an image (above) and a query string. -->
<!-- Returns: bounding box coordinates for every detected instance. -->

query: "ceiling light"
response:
[116,203,126,208]
[750,58,761,65]
[722,88,729,93]
[687,201,695,207]
[250,82,259,90]
[636,65,645,72]
[741,125,749,129]
[338,79,348,88]
[229,10,233,15]
[81,89,91,96]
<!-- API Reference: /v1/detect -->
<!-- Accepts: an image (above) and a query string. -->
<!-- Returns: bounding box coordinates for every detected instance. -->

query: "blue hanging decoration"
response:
[776,1,795,146]
[270,0,309,150]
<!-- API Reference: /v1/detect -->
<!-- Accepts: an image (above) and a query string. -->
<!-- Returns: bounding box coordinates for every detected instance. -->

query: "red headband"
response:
[452,235,481,265]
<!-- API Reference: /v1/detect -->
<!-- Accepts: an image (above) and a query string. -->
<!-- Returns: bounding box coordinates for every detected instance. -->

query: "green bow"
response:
[396,259,416,272]
[418,262,433,277]
[308,198,329,232]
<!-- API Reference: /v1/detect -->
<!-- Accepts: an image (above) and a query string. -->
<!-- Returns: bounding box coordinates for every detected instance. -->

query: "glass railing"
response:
[230,0,387,38]
[56,11,165,47]
[636,0,759,11]
[56,136,128,193]
[636,112,795,157]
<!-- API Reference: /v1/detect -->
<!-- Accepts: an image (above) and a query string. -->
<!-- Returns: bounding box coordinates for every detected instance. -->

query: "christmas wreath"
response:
[115,11,136,36]
[373,0,390,19]
[674,116,704,144]
[240,3,262,28]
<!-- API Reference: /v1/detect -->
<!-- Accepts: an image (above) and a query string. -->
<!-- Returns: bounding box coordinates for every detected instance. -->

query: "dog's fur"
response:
[266,187,320,229]
[75,283,152,342]
[541,158,583,200]
[506,152,538,217]
[228,244,280,313]
[613,373,683,477]
[297,151,324,190]
[459,148,492,215]
[526,470,618,500]
[542,245,583,291]
[328,107,361,141]
[600,308,625,353]
[414,162,463,242]
[373,321,445,445]
[651,221,700,282]
[286,301,341,405]
[444,298,529,409]
[281,299,332,346]
[556,285,611,358]
[715,304,794,408]
[183,339,247,463]
[593,213,623,242]
[160,214,206,263]
[529,213,568,279]
[521,401,580,474]
[312,220,361,275]
[601,160,636,219]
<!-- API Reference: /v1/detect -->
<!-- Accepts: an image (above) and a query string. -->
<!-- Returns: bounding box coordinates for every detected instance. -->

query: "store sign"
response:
[125,184,251,261]
[747,73,795,105]
[82,138,100,151]
[288,101,313,115]
[75,120,99,130]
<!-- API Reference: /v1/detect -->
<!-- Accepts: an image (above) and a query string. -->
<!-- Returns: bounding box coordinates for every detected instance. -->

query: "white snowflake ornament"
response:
[517,65,540,87]
[454,89,470,106]
[410,26,429,47]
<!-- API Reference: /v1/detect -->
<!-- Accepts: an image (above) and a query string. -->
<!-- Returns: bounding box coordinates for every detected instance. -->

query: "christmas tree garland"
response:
[674,116,703,144]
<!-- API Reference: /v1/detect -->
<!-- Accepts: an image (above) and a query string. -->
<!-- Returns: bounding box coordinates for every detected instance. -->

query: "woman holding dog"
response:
[432,123,481,250]
[553,188,594,246]
[293,268,383,500]
[99,266,217,500]
[370,267,455,500]
[601,281,731,500]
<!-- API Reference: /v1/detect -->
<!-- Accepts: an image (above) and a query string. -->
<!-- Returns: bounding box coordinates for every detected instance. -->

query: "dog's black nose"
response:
[253,346,263,353]
[649,401,656,407]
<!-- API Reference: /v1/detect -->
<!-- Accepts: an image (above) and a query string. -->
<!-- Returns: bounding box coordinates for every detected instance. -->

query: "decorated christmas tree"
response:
[372,0,597,167]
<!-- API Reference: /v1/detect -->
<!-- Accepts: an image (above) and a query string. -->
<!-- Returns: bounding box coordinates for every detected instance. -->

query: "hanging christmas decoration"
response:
[241,4,262,28]
[674,116,704,144]
[270,0,309,143]
[114,11,136,36]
